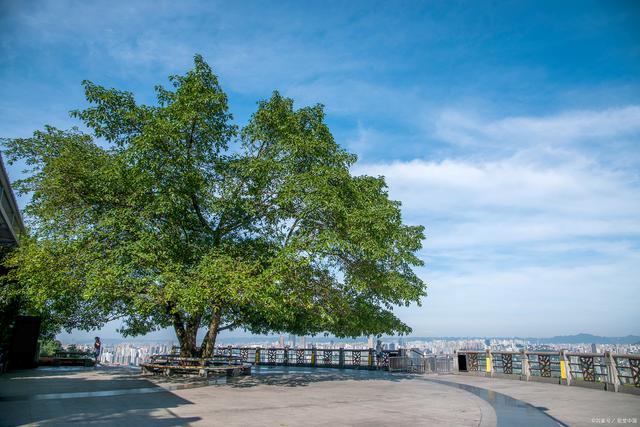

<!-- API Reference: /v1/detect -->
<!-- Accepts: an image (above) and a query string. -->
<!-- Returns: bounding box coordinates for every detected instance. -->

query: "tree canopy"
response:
[1,55,426,356]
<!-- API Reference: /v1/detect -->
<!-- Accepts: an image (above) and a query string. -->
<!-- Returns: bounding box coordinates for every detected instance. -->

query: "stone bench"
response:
[39,351,95,367]
[140,355,250,378]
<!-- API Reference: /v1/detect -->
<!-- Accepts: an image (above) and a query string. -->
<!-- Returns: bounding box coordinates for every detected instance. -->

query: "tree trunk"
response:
[172,312,201,357]
[200,309,222,358]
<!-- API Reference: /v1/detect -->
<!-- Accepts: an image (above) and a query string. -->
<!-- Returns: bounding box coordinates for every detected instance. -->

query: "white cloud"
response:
[355,105,640,335]
[397,254,640,336]
[434,105,640,146]
[354,156,640,248]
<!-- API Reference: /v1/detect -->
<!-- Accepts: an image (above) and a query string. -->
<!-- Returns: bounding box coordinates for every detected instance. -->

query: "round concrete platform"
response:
[0,366,638,426]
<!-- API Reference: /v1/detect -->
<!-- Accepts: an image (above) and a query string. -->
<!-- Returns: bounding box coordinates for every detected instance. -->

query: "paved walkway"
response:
[441,375,640,427]
[0,366,638,426]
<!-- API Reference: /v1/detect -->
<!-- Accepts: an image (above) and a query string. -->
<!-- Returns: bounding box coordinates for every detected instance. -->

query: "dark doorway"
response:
[457,354,467,372]
[9,315,41,369]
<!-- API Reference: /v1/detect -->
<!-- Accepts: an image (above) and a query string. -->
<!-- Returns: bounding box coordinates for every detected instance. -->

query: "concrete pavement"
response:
[440,374,640,427]
[0,366,638,426]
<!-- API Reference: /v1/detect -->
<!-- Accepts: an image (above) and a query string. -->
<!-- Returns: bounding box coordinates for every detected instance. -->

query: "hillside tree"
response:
[2,55,426,357]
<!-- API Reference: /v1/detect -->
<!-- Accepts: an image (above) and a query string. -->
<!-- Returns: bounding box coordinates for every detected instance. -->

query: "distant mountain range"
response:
[528,333,640,345]
[405,333,640,345]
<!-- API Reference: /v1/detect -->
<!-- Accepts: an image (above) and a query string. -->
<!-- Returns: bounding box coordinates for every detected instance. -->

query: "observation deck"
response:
[1,347,638,426]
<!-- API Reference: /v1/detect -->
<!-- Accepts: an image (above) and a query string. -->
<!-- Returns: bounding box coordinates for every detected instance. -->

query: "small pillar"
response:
[339,348,345,368]
[485,349,492,377]
[605,351,620,392]
[255,347,261,365]
[311,347,317,366]
[560,350,570,386]
[368,348,374,368]
[520,349,530,381]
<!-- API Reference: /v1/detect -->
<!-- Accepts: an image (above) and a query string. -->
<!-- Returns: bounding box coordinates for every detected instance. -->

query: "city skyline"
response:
[58,330,640,346]
[2,1,639,337]
[63,336,640,370]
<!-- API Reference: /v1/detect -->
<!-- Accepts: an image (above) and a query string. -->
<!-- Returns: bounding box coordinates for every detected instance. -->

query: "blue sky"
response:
[1,0,639,339]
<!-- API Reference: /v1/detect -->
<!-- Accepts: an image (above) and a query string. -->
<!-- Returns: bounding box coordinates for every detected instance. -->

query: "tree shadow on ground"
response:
[221,367,418,388]
[3,366,161,396]
[135,366,421,390]
[0,367,201,427]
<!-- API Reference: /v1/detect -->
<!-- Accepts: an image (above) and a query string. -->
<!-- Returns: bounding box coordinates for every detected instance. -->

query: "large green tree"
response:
[2,55,426,357]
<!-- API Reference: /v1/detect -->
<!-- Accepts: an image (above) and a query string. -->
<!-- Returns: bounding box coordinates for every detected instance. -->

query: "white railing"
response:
[455,349,640,395]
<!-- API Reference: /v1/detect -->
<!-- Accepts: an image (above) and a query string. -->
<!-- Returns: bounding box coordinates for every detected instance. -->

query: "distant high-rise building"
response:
[279,335,285,347]
[368,336,374,349]
[299,336,306,348]
[591,343,597,353]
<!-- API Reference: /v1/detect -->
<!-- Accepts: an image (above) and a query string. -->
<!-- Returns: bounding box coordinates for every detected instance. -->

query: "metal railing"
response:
[613,354,640,389]
[492,351,523,375]
[527,352,562,379]
[369,350,454,374]
[566,352,608,383]
[151,345,638,393]
[397,351,455,374]
[432,354,454,373]
[203,346,457,374]
[455,349,640,395]
[207,346,399,370]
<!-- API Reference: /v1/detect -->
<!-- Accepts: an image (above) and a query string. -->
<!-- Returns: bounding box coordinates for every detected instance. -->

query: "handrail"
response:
[455,349,640,393]
[409,348,424,357]
[566,352,606,357]
[181,346,411,371]
[612,353,640,360]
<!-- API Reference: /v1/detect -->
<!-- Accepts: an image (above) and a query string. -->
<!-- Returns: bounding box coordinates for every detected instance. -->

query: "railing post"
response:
[339,348,345,368]
[605,351,620,392]
[453,350,459,373]
[255,347,260,365]
[485,348,492,377]
[521,349,530,381]
[283,347,289,366]
[311,347,317,366]
[560,350,570,386]
[368,348,374,369]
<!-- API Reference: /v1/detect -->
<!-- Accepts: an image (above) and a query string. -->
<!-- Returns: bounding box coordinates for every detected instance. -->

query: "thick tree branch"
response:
[283,217,301,248]
[191,194,215,234]
[216,322,238,332]
[211,138,271,242]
